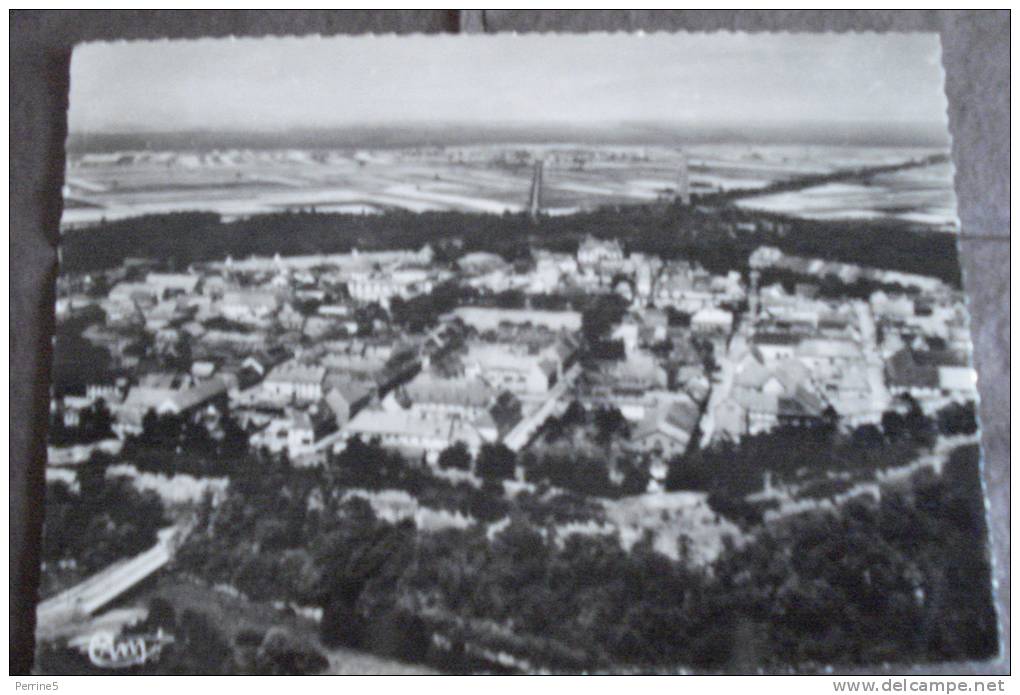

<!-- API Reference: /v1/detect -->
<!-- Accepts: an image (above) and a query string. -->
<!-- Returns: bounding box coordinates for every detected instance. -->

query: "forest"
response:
[59,199,962,287]
[41,458,167,598]
[169,441,997,673]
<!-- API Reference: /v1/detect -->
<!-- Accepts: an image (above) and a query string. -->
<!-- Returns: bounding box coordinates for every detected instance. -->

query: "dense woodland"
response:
[169,442,996,673]
[41,460,166,595]
[60,201,962,287]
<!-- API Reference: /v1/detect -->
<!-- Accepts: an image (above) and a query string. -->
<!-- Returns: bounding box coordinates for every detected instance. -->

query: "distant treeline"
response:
[59,203,962,287]
[66,121,950,154]
[700,153,950,205]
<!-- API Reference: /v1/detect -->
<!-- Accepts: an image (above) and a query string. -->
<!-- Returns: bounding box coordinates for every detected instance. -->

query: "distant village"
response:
[50,232,978,487]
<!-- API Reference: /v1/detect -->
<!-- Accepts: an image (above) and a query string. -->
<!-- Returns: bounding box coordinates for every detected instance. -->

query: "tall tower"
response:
[676,150,691,206]
[528,159,544,221]
[749,269,761,319]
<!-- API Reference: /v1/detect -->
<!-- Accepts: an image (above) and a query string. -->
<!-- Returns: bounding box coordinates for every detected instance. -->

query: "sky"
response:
[68,32,949,134]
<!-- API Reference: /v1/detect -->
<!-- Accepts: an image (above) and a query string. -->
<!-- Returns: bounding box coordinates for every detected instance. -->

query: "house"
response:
[449,306,582,333]
[529,252,577,293]
[885,349,941,399]
[145,272,201,298]
[191,361,217,379]
[346,268,433,306]
[219,290,279,323]
[721,353,829,438]
[104,282,159,321]
[938,366,977,395]
[115,377,228,435]
[714,397,747,441]
[323,376,375,427]
[629,395,701,458]
[161,378,230,415]
[796,338,862,369]
[402,372,497,418]
[604,350,669,393]
[691,307,734,335]
[342,406,497,460]
[776,388,828,429]
[86,379,126,404]
[262,362,326,402]
[870,291,915,320]
[250,407,337,462]
[751,333,800,363]
[456,252,510,275]
[462,342,562,396]
[576,235,624,268]
[108,282,159,305]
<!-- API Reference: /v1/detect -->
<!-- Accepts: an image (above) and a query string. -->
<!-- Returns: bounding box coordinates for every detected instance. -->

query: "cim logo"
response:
[87,628,175,669]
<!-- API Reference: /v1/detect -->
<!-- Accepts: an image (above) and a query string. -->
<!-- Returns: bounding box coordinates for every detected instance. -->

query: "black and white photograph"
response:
[33,30,998,675]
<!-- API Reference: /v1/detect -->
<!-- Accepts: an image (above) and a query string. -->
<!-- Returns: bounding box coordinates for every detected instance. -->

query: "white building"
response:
[462,342,560,396]
[262,362,326,402]
[343,407,497,460]
[691,308,734,335]
[219,290,280,323]
[346,268,433,306]
[577,235,624,268]
[450,306,582,333]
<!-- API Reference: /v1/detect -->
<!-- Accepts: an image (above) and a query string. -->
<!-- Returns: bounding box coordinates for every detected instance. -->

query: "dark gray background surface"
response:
[9,10,1010,675]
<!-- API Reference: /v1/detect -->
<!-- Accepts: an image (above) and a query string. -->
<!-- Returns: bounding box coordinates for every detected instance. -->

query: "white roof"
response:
[452,306,581,331]
[691,308,733,325]
[938,366,977,392]
[146,272,200,292]
[346,408,492,448]
[266,362,326,385]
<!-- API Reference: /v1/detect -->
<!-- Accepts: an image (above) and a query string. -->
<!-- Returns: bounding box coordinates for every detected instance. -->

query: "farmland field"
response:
[61,144,954,229]
[734,160,957,229]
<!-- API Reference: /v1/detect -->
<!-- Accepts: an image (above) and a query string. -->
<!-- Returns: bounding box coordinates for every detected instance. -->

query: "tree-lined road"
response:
[35,525,185,642]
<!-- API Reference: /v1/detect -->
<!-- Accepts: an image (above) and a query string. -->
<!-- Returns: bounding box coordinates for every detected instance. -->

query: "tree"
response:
[76,399,115,442]
[174,610,234,674]
[937,401,978,436]
[220,413,250,454]
[561,400,587,428]
[476,443,516,481]
[581,294,628,346]
[851,423,885,449]
[903,398,936,447]
[255,627,328,675]
[594,406,629,446]
[881,409,908,441]
[438,441,472,471]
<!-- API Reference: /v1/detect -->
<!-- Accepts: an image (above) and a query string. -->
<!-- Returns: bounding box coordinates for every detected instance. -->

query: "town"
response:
[31,27,1000,677]
[51,226,977,472]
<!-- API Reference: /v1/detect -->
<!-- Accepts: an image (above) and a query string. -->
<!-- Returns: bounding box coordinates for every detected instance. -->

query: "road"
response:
[35,525,187,642]
[853,300,892,413]
[699,330,747,447]
[502,364,581,452]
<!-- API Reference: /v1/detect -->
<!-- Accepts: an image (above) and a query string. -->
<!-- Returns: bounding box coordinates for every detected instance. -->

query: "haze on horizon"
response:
[69,32,949,145]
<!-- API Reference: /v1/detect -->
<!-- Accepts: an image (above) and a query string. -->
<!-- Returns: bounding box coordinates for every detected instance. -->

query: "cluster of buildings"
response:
[702,264,977,445]
[749,245,945,293]
[51,233,978,477]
